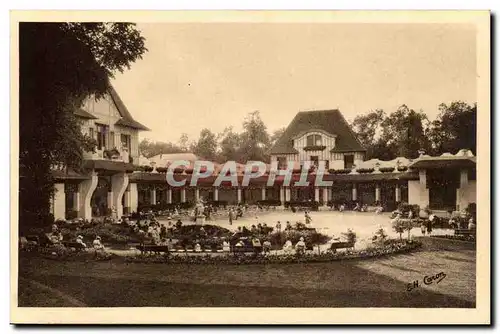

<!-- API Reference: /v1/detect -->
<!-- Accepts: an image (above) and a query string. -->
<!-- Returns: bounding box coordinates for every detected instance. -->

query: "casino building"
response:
[49,90,477,221]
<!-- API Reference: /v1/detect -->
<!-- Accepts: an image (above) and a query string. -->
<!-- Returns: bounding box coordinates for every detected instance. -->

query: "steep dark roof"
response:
[108,85,150,131]
[269,109,365,155]
[75,108,98,119]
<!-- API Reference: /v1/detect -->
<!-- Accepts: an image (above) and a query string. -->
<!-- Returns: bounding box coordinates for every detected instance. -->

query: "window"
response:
[121,134,131,151]
[277,156,287,170]
[96,124,109,150]
[325,160,330,170]
[306,134,322,147]
[89,127,94,139]
[344,154,354,169]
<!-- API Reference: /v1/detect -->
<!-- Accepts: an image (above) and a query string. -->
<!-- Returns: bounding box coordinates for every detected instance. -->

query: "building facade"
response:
[50,104,477,221]
[51,86,149,221]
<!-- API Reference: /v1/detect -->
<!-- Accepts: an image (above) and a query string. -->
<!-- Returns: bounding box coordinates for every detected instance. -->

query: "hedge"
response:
[356,168,375,174]
[379,167,395,173]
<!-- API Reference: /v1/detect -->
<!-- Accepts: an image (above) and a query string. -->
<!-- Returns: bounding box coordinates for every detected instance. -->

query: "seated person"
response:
[353,203,361,211]
[76,235,87,248]
[92,236,105,250]
[375,205,383,214]
[295,237,306,255]
[222,240,231,252]
[361,204,368,212]
[234,239,245,252]
[283,239,293,253]
[49,231,63,244]
[252,237,262,253]
[285,221,292,231]
[262,240,272,253]
[339,204,345,212]
[194,243,202,252]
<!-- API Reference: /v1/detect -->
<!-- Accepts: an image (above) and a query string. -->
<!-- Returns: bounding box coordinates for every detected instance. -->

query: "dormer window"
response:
[307,134,322,146]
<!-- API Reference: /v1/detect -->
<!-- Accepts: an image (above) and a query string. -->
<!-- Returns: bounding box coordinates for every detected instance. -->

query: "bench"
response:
[329,241,355,253]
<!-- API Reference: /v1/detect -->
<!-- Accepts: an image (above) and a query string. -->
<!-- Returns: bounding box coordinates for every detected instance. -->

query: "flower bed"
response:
[58,222,143,245]
[124,240,421,265]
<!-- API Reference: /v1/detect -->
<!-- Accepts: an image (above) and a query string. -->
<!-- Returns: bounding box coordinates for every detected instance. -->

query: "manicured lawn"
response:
[18,237,475,308]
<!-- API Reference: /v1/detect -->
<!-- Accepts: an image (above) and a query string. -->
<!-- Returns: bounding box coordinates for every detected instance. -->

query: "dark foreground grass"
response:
[19,272,473,308]
[18,245,474,308]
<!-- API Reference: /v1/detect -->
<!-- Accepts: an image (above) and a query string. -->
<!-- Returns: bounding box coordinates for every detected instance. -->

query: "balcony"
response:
[83,147,133,164]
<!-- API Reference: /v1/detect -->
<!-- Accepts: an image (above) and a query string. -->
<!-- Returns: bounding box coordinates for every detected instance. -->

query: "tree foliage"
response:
[350,102,475,160]
[193,129,218,160]
[427,102,476,155]
[19,22,146,231]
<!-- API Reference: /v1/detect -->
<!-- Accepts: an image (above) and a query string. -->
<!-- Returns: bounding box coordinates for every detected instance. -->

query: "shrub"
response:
[341,228,357,245]
[397,202,420,217]
[356,168,375,174]
[397,166,408,172]
[372,226,388,246]
[379,167,395,173]
[156,167,168,173]
[392,219,405,240]
[329,169,351,174]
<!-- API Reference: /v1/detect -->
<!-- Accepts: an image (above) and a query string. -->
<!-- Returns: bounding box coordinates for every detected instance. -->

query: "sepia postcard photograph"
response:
[10,10,490,325]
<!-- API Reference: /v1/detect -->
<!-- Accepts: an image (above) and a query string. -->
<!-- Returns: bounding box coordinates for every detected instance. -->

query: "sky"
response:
[111,23,477,143]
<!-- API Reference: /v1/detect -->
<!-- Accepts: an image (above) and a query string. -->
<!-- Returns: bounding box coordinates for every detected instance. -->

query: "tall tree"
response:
[238,111,271,162]
[217,127,241,163]
[350,109,386,159]
[19,23,146,231]
[192,128,218,160]
[177,133,192,152]
[269,127,286,148]
[428,101,476,155]
[380,105,430,159]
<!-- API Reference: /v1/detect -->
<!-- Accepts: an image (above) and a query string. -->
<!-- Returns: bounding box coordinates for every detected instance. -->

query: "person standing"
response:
[427,214,434,235]
[228,209,233,225]
[276,221,282,233]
